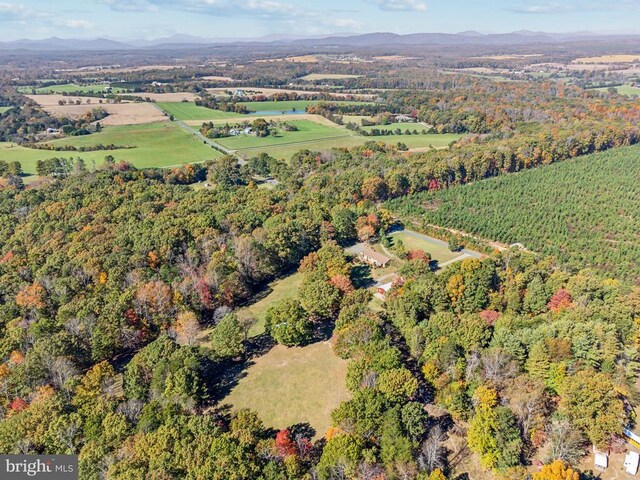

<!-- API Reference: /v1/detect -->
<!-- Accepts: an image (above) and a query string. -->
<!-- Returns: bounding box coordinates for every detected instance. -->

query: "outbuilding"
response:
[625,451,639,475]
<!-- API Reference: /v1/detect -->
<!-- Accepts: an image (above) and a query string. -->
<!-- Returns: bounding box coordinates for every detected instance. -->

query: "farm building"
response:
[394,114,414,122]
[377,282,394,299]
[625,451,639,475]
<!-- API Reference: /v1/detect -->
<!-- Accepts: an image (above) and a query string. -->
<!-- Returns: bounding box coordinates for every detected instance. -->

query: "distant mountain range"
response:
[1,30,639,52]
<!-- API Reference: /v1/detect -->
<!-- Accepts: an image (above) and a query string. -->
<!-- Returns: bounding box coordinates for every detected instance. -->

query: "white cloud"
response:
[61,19,95,29]
[370,0,427,12]
[509,0,639,14]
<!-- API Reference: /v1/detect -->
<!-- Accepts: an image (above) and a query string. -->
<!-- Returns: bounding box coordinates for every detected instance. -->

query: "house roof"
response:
[361,245,390,265]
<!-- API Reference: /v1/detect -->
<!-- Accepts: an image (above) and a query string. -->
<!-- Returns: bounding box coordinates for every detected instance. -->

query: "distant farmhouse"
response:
[394,114,414,123]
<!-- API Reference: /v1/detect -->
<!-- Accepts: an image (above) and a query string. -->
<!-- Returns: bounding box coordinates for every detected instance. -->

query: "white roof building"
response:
[625,451,639,475]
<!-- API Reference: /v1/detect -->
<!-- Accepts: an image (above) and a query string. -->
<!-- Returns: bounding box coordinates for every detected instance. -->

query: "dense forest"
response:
[0,153,636,478]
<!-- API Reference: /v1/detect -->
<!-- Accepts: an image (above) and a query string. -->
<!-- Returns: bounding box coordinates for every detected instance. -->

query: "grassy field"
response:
[574,54,640,63]
[222,341,349,438]
[217,119,351,152]
[360,122,427,132]
[0,122,220,176]
[390,230,463,263]
[300,73,362,80]
[156,102,243,121]
[17,83,125,94]
[387,145,640,279]
[246,136,365,161]
[595,84,640,96]
[237,272,303,337]
[238,100,372,113]
[0,107,12,114]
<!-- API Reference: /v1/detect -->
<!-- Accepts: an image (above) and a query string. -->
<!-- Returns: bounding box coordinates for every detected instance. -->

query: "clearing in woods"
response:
[222,341,349,439]
[389,230,465,264]
[237,272,303,337]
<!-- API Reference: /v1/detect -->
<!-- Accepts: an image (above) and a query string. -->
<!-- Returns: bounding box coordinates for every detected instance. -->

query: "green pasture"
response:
[0,122,220,176]
[217,119,351,151]
[156,102,244,121]
[17,83,125,94]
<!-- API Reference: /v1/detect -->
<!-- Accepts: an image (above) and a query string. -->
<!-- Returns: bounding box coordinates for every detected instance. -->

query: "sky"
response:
[0,0,639,41]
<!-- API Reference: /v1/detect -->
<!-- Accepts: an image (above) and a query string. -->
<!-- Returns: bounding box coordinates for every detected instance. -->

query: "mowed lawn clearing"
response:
[390,230,463,263]
[237,272,303,337]
[0,122,220,176]
[217,119,351,151]
[156,102,243,121]
[223,341,349,438]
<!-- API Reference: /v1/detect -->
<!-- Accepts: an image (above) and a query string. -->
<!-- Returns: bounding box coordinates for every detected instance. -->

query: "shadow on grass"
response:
[207,332,276,404]
[351,264,375,289]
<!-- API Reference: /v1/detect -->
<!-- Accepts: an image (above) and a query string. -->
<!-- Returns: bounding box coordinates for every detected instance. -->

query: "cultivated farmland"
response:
[387,144,640,279]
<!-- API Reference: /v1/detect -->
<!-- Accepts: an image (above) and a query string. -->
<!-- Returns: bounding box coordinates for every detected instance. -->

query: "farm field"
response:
[237,272,303,337]
[386,144,640,279]
[360,122,428,132]
[242,136,365,160]
[216,119,351,151]
[0,122,219,176]
[595,84,640,96]
[18,83,125,94]
[390,230,464,263]
[222,341,349,438]
[0,107,12,114]
[300,73,362,80]
[238,100,373,113]
[156,102,243,121]
[574,54,640,63]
